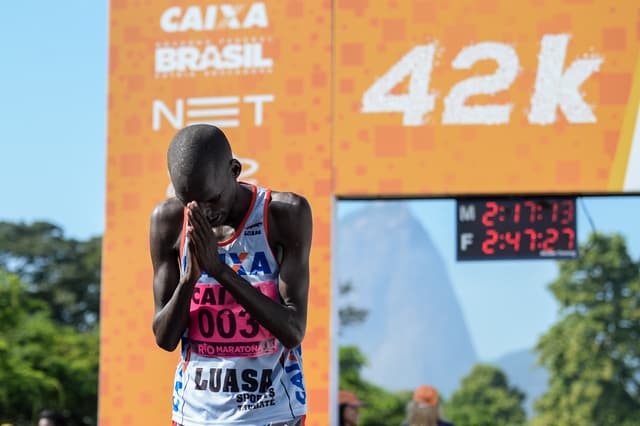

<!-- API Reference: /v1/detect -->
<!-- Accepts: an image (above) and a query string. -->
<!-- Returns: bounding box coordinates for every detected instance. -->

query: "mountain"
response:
[336,202,477,396]
[493,348,548,418]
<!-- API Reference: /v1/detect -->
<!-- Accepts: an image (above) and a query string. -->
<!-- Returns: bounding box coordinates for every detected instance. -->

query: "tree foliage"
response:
[0,269,99,425]
[338,281,369,333]
[0,221,101,331]
[532,233,640,426]
[338,282,408,425]
[445,364,526,426]
[339,345,411,426]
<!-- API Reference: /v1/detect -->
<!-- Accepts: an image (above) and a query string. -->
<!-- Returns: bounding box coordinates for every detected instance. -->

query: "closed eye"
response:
[207,191,223,203]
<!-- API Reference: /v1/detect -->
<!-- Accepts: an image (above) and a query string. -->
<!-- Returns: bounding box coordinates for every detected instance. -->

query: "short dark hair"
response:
[39,409,66,426]
[167,124,232,186]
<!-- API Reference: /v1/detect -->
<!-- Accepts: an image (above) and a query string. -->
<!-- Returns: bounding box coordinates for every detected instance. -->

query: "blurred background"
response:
[0,2,107,425]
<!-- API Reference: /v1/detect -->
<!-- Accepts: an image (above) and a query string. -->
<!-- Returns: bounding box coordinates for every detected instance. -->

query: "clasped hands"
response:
[185,201,226,280]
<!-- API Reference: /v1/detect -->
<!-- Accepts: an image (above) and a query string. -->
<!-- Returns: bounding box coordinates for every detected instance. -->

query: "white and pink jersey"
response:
[172,185,307,426]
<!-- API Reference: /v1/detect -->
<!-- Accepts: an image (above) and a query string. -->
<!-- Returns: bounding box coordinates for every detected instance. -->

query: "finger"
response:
[188,207,208,233]
[193,202,212,226]
[184,239,194,269]
[188,243,201,270]
[192,245,209,275]
[185,241,201,278]
[187,228,203,260]
[188,225,209,267]
[187,226,202,251]
[186,224,195,233]
[188,235,208,274]
[190,209,214,247]
[185,249,195,276]
[186,234,198,255]
[187,200,200,214]
[191,205,209,230]
[188,213,208,249]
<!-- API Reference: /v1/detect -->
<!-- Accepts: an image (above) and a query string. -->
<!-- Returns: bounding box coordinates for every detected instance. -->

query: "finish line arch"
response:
[101,2,640,425]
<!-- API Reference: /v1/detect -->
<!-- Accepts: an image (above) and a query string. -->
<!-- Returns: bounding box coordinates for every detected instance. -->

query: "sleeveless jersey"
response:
[171,185,307,425]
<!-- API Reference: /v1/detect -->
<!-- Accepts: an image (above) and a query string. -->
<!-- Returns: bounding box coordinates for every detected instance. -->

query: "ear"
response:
[230,158,242,180]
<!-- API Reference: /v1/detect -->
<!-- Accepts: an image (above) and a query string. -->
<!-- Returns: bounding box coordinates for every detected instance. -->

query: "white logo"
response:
[152,94,274,130]
[156,3,272,78]
[155,41,272,75]
[362,34,603,126]
[160,3,268,33]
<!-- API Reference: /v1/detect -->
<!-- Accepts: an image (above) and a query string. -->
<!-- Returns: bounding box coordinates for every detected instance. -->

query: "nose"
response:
[203,205,215,219]
[202,204,222,222]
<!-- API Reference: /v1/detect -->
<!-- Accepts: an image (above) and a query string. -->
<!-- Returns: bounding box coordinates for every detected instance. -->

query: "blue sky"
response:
[338,197,640,360]
[3,1,640,362]
[0,1,108,239]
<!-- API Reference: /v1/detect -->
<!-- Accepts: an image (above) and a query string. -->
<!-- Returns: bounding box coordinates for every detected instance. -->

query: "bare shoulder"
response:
[151,197,184,226]
[268,191,312,242]
[269,191,311,216]
[150,197,184,247]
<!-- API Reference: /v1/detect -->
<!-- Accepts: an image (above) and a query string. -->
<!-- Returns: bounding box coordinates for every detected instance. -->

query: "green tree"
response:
[339,345,368,389]
[338,283,405,425]
[338,284,409,425]
[0,221,101,331]
[339,345,411,426]
[532,233,640,426]
[0,269,99,426]
[338,281,369,333]
[446,364,526,426]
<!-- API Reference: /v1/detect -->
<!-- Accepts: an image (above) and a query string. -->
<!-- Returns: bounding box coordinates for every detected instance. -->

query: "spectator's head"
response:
[338,390,366,426]
[38,410,66,426]
[404,385,442,426]
[414,384,439,407]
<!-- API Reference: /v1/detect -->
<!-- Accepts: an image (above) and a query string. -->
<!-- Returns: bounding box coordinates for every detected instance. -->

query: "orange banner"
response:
[104,1,640,425]
[102,1,332,425]
[334,0,640,196]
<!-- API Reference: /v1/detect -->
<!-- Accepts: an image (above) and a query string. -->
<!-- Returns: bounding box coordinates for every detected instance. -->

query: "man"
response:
[150,124,312,425]
[402,385,454,426]
[338,390,365,426]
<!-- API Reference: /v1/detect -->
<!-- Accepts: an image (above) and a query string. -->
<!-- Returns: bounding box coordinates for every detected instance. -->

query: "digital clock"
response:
[456,197,578,261]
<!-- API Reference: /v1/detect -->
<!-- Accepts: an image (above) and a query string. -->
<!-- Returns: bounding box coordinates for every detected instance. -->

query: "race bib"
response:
[189,281,279,358]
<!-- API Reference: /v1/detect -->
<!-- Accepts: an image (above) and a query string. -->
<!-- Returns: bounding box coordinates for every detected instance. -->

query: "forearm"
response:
[216,267,305,348]
[153,279,196,351]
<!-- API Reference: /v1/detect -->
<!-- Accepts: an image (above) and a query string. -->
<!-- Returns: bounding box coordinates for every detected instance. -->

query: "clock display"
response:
[456,197,578,260]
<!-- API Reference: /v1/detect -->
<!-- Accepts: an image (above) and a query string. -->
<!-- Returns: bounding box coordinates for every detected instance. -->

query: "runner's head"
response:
[168,124,242,226]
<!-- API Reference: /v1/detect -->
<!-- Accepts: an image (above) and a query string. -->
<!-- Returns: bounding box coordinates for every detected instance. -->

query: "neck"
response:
[226,183,253,229]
